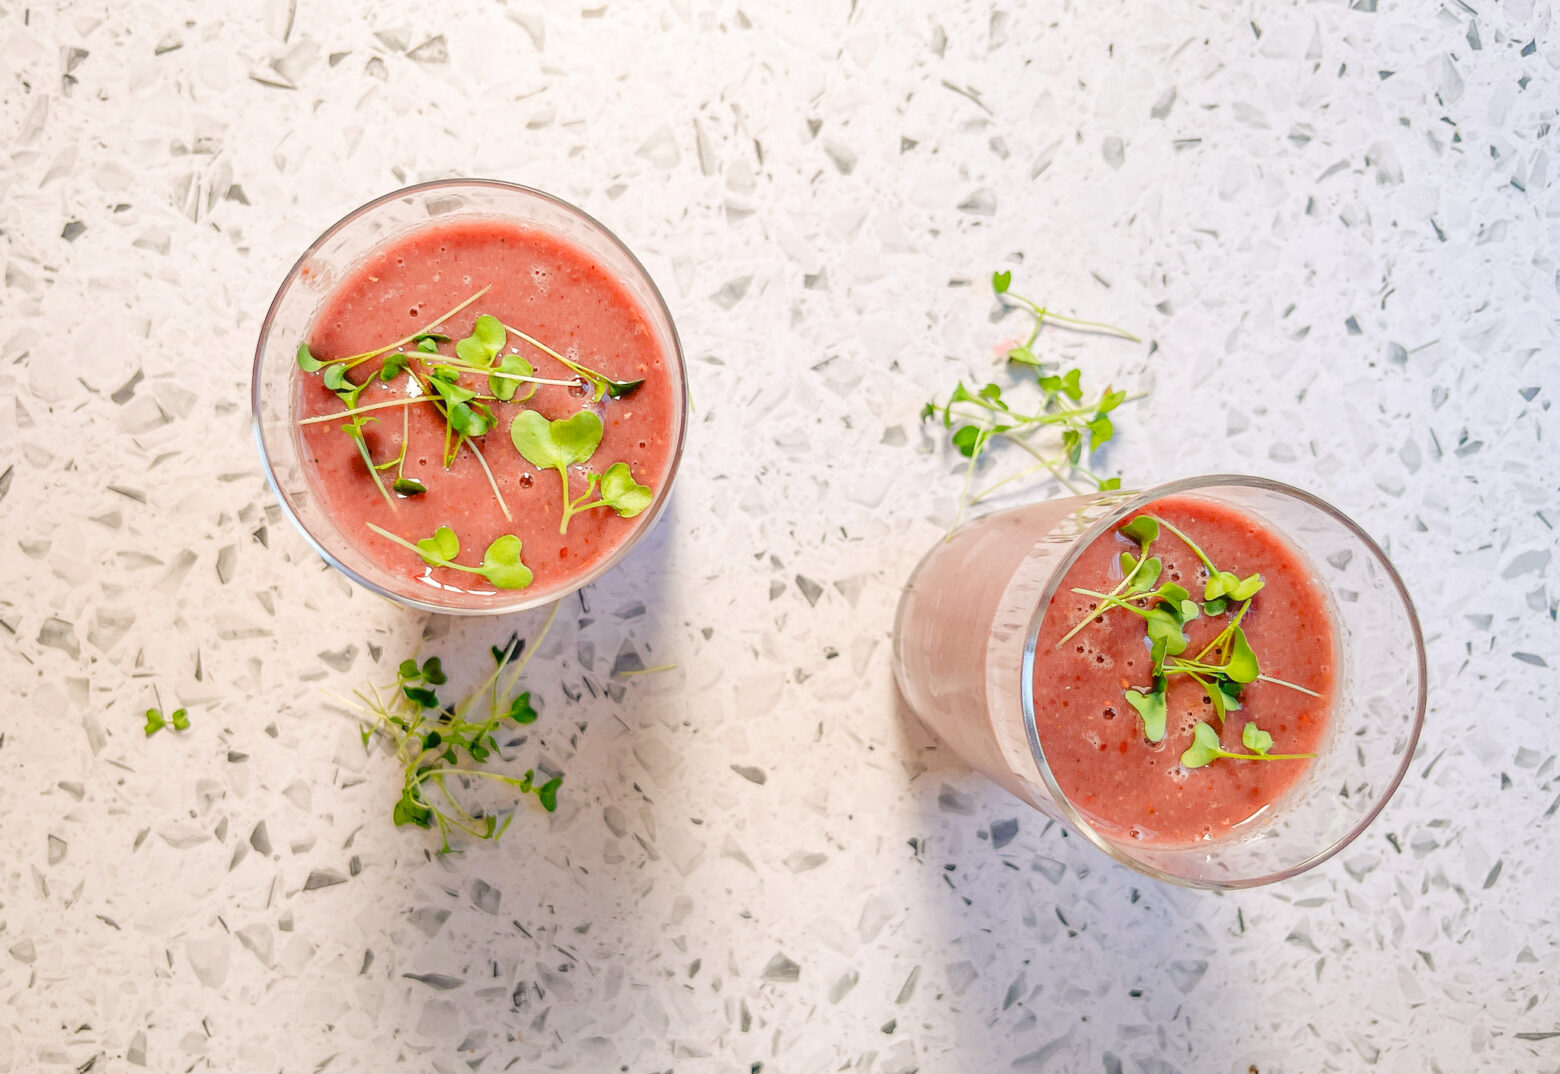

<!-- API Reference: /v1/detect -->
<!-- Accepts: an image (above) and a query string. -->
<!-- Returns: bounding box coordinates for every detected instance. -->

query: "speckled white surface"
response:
[2,1,1557,1071]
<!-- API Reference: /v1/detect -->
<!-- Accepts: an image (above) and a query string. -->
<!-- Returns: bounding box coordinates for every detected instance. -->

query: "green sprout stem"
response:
[461,435,512,521]
[1152,515,1220,577]
[347,422,395,509]
[500,322,642,400]
[1257,674,1322,697]
[325,286,493,368]
[297,396,433,426]
[1002,289,1142,343]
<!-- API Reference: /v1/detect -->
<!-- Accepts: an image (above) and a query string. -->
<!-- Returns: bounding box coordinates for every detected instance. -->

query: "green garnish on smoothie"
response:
[1059,512,1319,767]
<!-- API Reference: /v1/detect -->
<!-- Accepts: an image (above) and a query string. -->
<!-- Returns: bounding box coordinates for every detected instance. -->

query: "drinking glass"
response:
[252,179,687,615]
[892,475,1425,888]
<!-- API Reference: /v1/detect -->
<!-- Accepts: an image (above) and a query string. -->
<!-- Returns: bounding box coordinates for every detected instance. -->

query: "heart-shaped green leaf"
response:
[1241,721,1273,755]
[1006,345,1038,366]
[992,269,1012,294]
[510,409,603,470]
[448,401,489,438]
[1124,680,1168,742]
[415,526,459,566]
[296,342,324,372]
[1180,721,1223,768]
[455,314,506,365]
[143,708,165,736]
[1225,627,1260,683]
[476,534,533,590]
[598,462,653,518]
[489,354,534,402]
[1120,515,1158,551]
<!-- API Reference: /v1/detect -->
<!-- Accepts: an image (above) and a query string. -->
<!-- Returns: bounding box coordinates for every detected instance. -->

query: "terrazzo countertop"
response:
[2,1,1557,1071]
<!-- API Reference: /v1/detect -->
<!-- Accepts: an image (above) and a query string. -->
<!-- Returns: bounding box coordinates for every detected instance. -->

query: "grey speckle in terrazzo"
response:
[0,1,1555,1072]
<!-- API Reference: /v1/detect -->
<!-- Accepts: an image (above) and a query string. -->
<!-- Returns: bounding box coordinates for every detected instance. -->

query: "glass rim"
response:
[250,177,689,616]
[1017,474,1427,889]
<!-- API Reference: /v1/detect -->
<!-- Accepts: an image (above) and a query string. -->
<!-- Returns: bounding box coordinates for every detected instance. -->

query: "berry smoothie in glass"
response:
[893,476,1425,888]
[253,180,687,614]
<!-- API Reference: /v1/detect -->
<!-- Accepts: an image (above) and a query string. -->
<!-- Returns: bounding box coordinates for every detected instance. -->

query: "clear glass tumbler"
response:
[892,475,1425,888]
[252,179,687,615]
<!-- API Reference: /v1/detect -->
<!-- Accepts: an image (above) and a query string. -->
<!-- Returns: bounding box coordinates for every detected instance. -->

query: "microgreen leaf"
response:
[416,338,440,354]
[1224,627,1260,683]
[1180,721,1223,768]
[992,270,1012,294]
[1202,597,1228,616]
[421,657,446,685]
[393,477,427,496]
[170,708,189,731]
[510,409,603,470]
[1124,678,1168,742]
[296,342,324,372]
[489,354,535,402]
[455,314,506,366]
[380,352,411,382]
[144,708,165,736]
[392,786,433,828]
[475,535,533,590]
[1120,515,1158,551]
[415,526,460,566]
[951,424,985,458]
[505,691,539,725]
[597,462,653,518]
[1231,573,1265,601]
[1241,721,1274,755]
[1118,552,1162,594]
[403,686,440,709]
[414,330,451,345]
[1006,345,1039,366]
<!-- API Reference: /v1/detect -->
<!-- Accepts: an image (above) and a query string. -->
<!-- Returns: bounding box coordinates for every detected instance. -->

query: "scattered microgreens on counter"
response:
[334,606,563,853]
[922,271,1142,532]
[143,700,189,736]
[366,522,534,590]
[1059,513,1320,766]
[510,410,653,534]
[1180,720,1316,769]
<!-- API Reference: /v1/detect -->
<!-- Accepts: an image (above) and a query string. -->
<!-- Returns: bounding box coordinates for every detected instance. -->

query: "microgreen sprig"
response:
[1149,515,1265,604]
[143,703,189,736]
[1058,512,1320,762]
[509,410,653,533]
[333,606,563,852]
[366,523,534,590]
[923,272,1141,533]
[993,269,1141,356]
[500,322,644,401]
[1179,720,1316,769]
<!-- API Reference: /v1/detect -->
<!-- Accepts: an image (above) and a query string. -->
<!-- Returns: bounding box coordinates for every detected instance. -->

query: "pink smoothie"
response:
[294,218,679,598]
[1032,495,1336,846]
